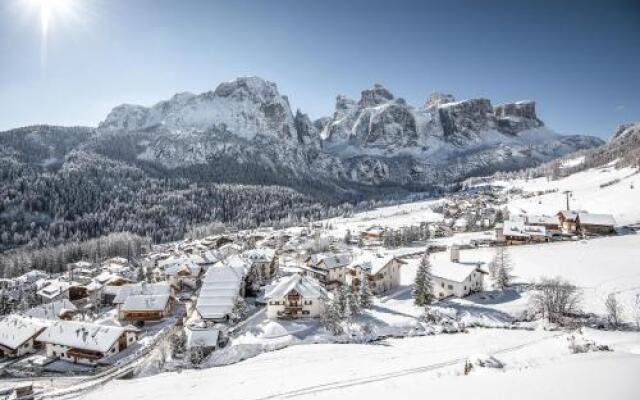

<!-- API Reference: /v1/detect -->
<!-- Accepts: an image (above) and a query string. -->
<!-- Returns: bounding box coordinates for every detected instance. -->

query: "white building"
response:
[265,274,327,319]
[36,320,138,365]
[243,248,278,281]
[0,316,48,358]
[429,251,485,298]
[303,253,352,287]
[25,299,78,321]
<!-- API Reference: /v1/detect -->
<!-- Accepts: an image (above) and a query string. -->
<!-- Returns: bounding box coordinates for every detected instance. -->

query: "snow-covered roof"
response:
[243,248,276,263]
[349,253,398,275]
[0,315,48,350]
[406,252,481,283]
[577,212,616,227]
[121,294,171,312]
[113,282,172,304]
[185,327,219,349]
[195,263,244,320]
[526,215,558,226]
[558,210,579,220]
[24,299,77,320]
[164,260,202,277]
[36,320,125,353]
[37,280,70,300]
[265,274,327,300]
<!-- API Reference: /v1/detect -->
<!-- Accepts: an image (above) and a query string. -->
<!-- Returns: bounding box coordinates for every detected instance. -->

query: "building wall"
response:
[432,271,483,299]
[267,296,324,319]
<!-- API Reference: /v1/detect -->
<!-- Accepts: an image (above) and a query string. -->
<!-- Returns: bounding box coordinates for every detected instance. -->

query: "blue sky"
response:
[0,0,638,138]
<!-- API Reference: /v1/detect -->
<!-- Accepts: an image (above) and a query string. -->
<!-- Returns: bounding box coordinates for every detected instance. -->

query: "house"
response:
[557,210,579,235]
[0,316,48,358]
[426,251,485,298]
[243,248,278,282]
[526,215,561,232]
[346,253,405,295]
[496,220,550,245]
[114,283,174,323]
[576,213,616,235]
[25,299,78,321]
[360,226,386,242]
[265,274,327,319]
[158,257,203,290]
[36,320,138,365]
[36,280,71,304]
[303,253,352,288]
[195,263,245,322]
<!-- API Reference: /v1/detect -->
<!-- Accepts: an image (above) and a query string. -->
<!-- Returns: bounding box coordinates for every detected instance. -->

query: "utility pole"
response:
[562,190,572,211]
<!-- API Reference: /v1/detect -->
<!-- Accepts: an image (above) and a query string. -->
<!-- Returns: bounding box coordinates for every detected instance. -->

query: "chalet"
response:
[496,220,550,245]
[243,248,278,281]
[576,213,616,236]
[195,263,245,322]
[265,274,327,319]
[0,316,48,358]
[360,226,386,242]
[346,254,405,295]
[25,299,78,320]
[158,257,203,290]
[303,253,351,288]
[36,320,138,366]
[114,283,174,323]
[557,210,579,235]
[418,251,485,299]
[36,280,71,304]
[526,215,561,232]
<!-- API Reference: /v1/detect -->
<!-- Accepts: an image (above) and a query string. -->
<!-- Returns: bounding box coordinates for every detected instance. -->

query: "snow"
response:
[80,328,640,400]
[24,299,78,320]
[405,252,481,283]
[0,315,48,350]
[577,212,616,226]
[113,283,172,304]
[36,320,124,353]
[264,274,327,299]
[498,165,640,225]
[121,294,170,312]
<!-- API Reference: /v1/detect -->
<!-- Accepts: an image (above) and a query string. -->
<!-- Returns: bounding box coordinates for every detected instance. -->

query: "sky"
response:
[0,0,638,138]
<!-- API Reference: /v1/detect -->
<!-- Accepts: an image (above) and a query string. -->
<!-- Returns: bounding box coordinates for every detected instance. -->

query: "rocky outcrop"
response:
[494,101,543,135]
[437,98,495,142]
[425,93,455,109]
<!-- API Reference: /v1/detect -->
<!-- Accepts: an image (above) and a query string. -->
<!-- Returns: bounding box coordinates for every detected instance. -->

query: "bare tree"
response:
[604,293,623,328]
[531,277,581,324]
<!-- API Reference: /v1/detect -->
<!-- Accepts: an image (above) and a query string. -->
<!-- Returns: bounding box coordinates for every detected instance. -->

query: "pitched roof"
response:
[121,294,170,312]
[349,253,397,275]
[36,320,124,353]
[577,212,616,227]
[195,263,244,320]
[185,327,219,348]
[113,282,172,304]
[24,299,78,320]
[0,315,48,350]
[265,274,327,300]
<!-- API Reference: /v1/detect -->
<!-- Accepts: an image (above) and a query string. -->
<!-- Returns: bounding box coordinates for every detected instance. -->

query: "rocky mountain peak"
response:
[494,100,544,135]
[358,84,394,107]
[425,93,456,109]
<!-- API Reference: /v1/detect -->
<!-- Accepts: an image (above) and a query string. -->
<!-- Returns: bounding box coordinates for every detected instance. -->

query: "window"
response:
[441,283,445,288]
[302,310,310,315]
[463,286,466,290]
[447,285,453,290]
[304,300,312,305]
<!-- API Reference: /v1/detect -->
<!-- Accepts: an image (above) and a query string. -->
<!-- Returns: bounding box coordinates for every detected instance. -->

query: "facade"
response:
[0,316,48,358]
[36,321,138,365]
[346,254,404,295]
[113,282,174,323]
[557,210,579,235]
[407,251,485,299]
[243,248,278,282]
[576,213,616,235]
[303,253,352,288]
[265,274,327,319]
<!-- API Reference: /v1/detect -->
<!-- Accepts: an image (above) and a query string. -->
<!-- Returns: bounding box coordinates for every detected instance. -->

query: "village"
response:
[0,170,628,400]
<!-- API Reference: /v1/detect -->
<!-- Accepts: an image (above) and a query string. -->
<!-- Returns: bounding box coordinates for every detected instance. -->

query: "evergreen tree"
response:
[358,269,373,309]
[322,299,344,335]
[492,247,513,290]
[413,251,435,307]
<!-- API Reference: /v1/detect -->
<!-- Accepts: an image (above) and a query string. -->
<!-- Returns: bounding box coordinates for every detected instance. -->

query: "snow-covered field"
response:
[499,165,640,225]
[82,328,640,400]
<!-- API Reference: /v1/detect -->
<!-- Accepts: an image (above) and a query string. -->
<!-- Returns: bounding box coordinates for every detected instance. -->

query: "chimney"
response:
[450,245,460,263]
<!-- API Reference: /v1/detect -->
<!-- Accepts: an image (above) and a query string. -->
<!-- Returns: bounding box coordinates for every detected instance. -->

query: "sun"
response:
[27,0,76,35]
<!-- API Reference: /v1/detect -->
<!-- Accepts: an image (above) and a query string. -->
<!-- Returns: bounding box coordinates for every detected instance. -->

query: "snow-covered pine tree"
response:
[493,247,513,290]
[322,299,344,335]
[358,269,373,309]
[413,251,435,307]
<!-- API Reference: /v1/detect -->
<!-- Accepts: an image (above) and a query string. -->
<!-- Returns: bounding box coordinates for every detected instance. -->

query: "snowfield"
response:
[82,329,640,400]
[499,165,640,225]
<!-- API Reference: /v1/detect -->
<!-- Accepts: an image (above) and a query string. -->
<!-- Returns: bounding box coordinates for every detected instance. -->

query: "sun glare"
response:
[29,0,75,35]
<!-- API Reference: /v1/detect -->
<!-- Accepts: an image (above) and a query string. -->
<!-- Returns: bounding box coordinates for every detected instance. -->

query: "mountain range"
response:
[0,76,617,250]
